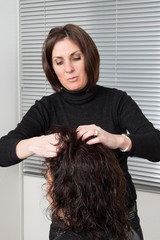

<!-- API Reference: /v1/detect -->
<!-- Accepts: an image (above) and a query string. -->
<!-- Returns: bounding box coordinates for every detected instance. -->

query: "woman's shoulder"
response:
[32,92,60,109]
[39,92,59,102]
[96,85,129,103]
[97,84,126,96]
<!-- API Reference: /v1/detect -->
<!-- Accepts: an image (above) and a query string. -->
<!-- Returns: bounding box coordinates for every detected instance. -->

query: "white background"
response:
[0,0,21,239]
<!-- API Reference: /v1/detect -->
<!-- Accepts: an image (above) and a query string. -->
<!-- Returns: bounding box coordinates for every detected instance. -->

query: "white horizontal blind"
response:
[115,0,160,192]
[20,0,160,191]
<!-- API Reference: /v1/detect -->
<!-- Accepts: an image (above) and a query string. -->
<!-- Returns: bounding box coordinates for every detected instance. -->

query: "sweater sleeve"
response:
[0,97,51,167]
[117,91,160,162]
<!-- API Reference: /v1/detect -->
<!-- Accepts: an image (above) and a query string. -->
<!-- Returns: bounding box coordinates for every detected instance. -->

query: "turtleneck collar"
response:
[59,85,98,105]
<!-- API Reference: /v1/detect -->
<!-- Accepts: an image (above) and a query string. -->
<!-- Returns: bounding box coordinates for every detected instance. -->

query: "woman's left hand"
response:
[76,124,132,151]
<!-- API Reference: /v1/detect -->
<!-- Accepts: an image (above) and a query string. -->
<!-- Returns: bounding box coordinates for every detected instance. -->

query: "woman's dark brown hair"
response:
[42,24,100,92]
[44,126,131,240]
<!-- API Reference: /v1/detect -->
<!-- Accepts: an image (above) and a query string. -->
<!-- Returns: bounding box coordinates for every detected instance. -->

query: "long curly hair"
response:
[44,126,131,240]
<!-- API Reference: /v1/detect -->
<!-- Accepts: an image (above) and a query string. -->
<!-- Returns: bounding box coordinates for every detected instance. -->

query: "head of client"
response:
[44,126,131,240]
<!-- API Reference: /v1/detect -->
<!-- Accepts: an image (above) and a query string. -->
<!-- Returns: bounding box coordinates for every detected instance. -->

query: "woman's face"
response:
[52,38,88,91]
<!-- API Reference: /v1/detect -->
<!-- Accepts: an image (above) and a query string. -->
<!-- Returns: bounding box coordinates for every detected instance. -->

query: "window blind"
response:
[20,0,160,192]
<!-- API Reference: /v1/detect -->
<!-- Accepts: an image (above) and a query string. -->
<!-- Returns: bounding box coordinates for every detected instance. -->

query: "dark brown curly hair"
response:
[44,126,131,240]
[42,24,100,92]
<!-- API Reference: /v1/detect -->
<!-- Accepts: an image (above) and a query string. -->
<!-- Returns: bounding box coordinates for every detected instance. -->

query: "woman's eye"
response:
[56,61,63,65]
[73,56,81,61]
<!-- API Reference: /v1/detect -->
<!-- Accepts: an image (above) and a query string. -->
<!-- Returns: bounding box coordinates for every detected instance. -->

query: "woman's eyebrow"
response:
[52,50,81,59]
[52,56,63,60]
[70,50,81,56]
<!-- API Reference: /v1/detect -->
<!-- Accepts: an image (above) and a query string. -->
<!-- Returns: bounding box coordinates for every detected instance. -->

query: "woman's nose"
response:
[65,61,74,73]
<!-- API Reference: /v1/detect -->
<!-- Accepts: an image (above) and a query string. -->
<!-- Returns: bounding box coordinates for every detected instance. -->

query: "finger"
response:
[76,125,88,132]
[94,129,99,137]
[46,144,58,154]
[77,127,99,140]
[76,124,96,132]
[46,151,58,158]
[78,130,97,141]
[86,137,99,145]
[45,144,62,158]
[76,128,88,139]
[48,133,59,145]
[46,143,59,155]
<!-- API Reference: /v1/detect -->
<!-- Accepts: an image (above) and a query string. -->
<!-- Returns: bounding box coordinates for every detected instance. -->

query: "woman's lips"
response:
[67,76,78,82]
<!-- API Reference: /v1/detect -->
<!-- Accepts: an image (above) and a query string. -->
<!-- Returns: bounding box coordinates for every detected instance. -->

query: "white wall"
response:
[24,176,160,240]
[137,190,160,240]
[0,1,21,240]
[23,176,50,240]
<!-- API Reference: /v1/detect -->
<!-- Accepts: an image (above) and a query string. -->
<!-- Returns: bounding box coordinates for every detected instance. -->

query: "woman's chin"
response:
[63,82,87,92]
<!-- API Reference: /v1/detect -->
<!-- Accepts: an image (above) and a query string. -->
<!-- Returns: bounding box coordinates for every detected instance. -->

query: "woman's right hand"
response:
[77,124,132,151]
[16,133,59,159]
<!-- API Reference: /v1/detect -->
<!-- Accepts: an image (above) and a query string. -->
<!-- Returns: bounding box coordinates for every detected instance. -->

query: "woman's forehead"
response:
[52,38,81,58]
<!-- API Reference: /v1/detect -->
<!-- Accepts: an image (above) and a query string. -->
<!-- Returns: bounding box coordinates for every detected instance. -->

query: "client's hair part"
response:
[44,126,131,240]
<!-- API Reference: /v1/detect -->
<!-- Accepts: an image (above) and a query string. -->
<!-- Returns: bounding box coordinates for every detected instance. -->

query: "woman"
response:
[0,23,160,239]
[44,126,132,240]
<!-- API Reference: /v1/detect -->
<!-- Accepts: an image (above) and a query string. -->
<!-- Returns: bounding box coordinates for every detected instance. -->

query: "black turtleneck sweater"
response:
[1,85,160,207]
